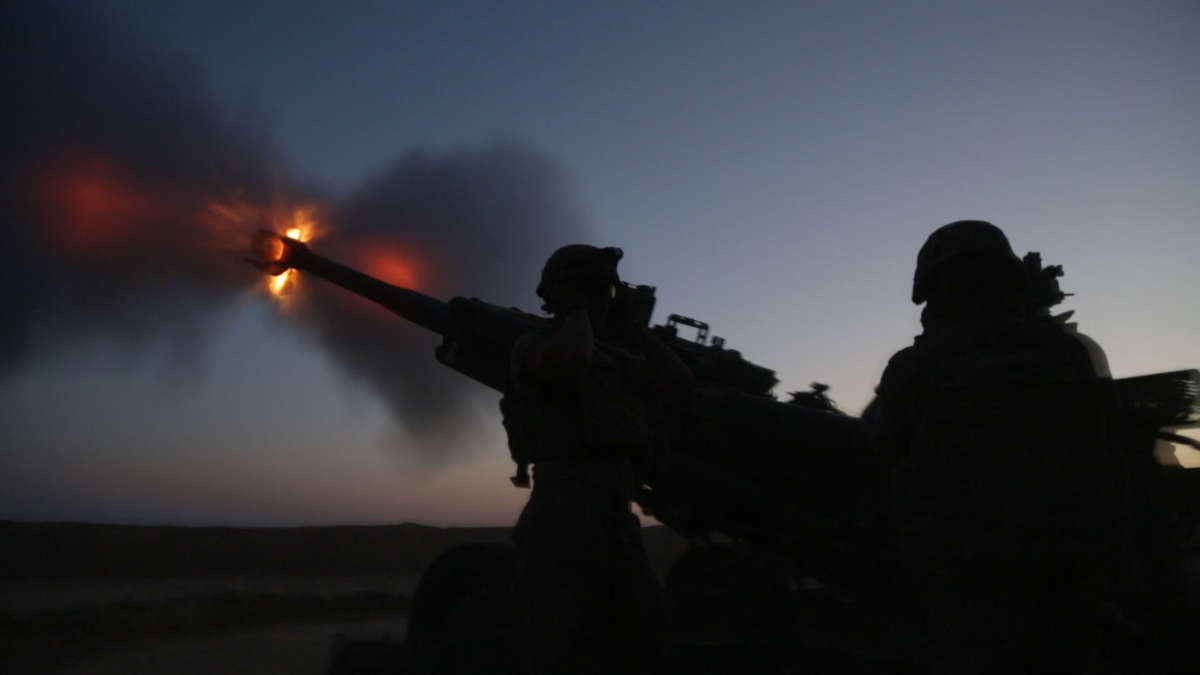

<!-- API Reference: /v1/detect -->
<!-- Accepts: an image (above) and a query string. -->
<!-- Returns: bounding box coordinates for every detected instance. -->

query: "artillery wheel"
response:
[664,543,795,643]
[404,542,517,673]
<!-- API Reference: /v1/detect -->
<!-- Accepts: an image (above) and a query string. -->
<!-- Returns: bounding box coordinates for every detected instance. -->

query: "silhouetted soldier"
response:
[868,221,1122,672]
[503,245,692,674]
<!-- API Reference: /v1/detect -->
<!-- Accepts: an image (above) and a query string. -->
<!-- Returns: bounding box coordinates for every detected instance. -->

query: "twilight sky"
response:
[2,0,1197,526]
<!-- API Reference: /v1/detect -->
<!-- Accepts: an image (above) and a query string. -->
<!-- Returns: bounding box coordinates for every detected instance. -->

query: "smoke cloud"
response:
[1,2,589,452]
[1,1,287,370]
[295,146,588,448]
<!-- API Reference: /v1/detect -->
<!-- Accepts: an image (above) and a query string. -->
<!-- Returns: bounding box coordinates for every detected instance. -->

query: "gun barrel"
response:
[287,241,450,336]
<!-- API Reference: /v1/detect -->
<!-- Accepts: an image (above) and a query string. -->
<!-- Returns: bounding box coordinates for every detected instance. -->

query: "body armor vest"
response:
[892,319,1120,538]
[502,341,651,468]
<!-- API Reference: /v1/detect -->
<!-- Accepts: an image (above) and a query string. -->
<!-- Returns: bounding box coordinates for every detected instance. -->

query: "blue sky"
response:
[2,0,1197,525]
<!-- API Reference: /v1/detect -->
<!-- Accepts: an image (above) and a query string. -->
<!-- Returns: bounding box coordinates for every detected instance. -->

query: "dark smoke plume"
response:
[295,145,588,448]
[1,3,590,452]
[1,1,287,370]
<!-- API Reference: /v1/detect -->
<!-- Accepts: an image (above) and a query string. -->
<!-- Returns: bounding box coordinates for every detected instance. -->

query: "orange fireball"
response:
[266,214,311,296]
[361,248,419,289]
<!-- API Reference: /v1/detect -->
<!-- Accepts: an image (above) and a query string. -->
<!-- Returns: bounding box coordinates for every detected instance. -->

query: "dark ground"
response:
[2,520,690,579]
[2,520,691,672]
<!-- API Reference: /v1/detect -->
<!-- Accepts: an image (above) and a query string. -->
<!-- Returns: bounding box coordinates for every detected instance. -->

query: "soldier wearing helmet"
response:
[505,244,691,674]
[868,221,1121,671]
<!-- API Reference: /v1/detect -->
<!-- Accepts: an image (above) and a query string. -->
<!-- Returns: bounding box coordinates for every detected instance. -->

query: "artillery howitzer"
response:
[250,231,1199,669]
[250,232,889,582]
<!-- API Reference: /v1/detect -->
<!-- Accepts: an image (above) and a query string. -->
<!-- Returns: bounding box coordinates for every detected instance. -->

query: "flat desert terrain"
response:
[56,619,405,675]
[3,521,689,674]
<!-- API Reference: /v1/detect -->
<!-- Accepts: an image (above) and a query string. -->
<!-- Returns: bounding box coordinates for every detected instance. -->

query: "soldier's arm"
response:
[869,347,918,469]
[512,309,595,389]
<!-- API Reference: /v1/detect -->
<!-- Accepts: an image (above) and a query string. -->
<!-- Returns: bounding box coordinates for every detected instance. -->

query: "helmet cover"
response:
[912,220,1018,303]
[536,245,623,300]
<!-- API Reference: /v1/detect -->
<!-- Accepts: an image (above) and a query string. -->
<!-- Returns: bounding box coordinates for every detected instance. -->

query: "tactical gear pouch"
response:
[499,394,532,487]
[502,341,652,469]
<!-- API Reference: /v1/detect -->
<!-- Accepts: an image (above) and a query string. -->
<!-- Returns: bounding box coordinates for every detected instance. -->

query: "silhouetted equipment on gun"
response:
[1117,370,1200,436]
[252,232,1198,667]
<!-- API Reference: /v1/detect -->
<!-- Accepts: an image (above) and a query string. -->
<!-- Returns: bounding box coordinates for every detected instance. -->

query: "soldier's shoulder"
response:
[1057,327,1111,378]
[885,344,918,367]
[1026,321,1112,378]
[878,345,920,390]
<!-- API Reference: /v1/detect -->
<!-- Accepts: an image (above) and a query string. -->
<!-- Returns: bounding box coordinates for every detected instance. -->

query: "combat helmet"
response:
[912,220,1020,304]
[536,244,623,305]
